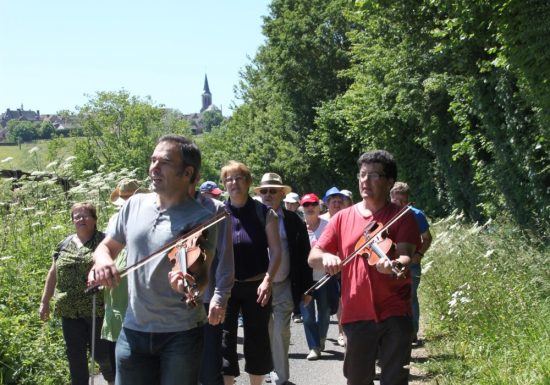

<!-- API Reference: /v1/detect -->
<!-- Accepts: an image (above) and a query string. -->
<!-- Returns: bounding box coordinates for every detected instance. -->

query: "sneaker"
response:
[320,338,326,352]
[306,348,320,360]
[292,314,303,323]
[337,333,346,347]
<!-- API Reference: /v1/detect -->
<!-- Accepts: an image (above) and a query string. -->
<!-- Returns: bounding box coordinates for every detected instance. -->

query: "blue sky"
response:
[0,0,270,116]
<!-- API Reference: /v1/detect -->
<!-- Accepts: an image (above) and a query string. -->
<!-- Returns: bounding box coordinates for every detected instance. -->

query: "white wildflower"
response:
[1,157,14,163]
[0,256,14,261]
[65,156,77,162]
[82,170,94,175]
[51,225,64,230]
[31,222,40,227]
[22,207,36,211]
[28,146,39,154]
[484,249,495,258]
[46,161,58,169]
[423,260,434,273]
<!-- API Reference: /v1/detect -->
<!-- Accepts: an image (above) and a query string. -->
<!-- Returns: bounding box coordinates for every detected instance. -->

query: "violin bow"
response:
[85,210,228,294]
[304,204,412,295]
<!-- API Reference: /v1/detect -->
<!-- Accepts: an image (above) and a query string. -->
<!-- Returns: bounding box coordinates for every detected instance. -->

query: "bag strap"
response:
[53,234,74,261]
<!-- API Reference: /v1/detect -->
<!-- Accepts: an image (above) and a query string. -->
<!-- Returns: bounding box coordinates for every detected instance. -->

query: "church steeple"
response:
[201,74,212,112]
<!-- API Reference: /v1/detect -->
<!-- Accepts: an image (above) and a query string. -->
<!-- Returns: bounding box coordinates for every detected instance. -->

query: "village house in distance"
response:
[0,74,223,141]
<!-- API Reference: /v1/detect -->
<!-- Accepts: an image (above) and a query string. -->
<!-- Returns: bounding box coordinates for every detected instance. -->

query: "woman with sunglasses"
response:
[220,161,281,385]
[299,193,333,360]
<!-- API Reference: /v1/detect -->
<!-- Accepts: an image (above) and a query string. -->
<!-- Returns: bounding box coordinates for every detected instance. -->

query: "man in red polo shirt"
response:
[309,150,420,385]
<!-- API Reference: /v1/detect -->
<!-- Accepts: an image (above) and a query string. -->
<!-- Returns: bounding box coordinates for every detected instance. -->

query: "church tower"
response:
[200,74,212,112]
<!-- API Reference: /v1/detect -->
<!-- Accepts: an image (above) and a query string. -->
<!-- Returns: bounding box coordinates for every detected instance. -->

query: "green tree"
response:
[6,120,40,143]
[72,91,191,178]
[200,109,224,132]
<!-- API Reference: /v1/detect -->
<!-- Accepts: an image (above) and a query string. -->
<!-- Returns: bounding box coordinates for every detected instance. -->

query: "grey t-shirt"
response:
[110,192,216,333]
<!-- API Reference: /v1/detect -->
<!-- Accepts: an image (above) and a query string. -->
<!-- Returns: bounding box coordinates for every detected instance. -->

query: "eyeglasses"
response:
[259,188,281,195]
[73,215,93,222]
[302,202,319,207]
[357,172,386,181]
[223,175,245,184]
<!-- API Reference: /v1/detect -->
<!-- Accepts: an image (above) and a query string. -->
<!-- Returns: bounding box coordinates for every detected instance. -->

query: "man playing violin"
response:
[91,135,217,385]
[308,150,421,385]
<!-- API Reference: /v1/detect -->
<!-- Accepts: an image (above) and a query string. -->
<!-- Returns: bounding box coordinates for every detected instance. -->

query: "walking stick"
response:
[90,293,96,385]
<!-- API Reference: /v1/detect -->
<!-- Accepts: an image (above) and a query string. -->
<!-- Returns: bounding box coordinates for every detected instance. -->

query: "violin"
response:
[85,211,227,295]
[304,205,412,296]
[354,220,406,278]
[166,231,209,307]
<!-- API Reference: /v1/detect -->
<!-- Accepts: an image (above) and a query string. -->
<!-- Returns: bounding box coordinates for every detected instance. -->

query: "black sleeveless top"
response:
[225,196,269,280]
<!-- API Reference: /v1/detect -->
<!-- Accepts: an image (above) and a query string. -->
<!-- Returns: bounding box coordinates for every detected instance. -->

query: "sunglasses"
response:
[302,202,319,207]
[259,188,281,195]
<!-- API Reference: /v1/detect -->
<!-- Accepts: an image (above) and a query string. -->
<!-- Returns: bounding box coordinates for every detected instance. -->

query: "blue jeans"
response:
[300,283,331,350]
[61,317,114,385]
[116,326,203,385]
[410,263,422,336]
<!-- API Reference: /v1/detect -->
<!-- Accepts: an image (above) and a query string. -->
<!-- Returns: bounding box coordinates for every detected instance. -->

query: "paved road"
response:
[94,315,347,385]
[235,316,347,385]
[92,315,430,384]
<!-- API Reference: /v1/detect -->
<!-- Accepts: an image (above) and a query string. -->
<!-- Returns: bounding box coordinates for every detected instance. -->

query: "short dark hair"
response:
[357,150,397,181]
[158,135,201,183]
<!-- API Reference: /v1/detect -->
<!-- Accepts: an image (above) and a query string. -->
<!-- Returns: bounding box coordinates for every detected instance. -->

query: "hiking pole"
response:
[90,293,96,385]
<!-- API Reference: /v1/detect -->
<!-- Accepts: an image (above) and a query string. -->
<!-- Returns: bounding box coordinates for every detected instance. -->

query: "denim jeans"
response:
[61,317,114,385]
[300,283,331,350]
[200,303,224,385]
[410,263,422,336]
[116,326,203,385]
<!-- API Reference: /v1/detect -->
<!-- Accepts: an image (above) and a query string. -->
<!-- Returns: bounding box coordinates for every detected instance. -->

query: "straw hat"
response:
[253,173,292,195]
[110,179,148,206]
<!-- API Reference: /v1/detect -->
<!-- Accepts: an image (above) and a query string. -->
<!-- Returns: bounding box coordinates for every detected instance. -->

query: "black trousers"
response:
[222,280,273,377]
[343,316,413,385]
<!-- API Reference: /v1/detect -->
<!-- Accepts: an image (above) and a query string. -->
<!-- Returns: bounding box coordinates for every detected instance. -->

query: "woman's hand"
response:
[256,277,272,307]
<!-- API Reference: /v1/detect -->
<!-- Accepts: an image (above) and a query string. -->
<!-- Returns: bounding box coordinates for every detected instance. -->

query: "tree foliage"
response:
[71,90,191,179]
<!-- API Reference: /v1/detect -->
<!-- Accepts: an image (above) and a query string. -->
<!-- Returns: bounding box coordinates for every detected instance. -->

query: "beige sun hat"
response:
[253,173,292,195]
[110,179,148,206]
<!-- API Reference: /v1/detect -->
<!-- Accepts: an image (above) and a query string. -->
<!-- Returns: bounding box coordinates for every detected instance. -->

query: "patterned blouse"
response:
[53,230,105,319]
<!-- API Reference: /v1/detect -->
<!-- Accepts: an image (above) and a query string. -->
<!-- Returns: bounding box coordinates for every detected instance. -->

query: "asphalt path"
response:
[234,316,347,385]
[93,315,348,385]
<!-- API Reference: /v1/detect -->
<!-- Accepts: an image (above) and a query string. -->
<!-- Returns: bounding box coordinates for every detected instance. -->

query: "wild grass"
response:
[0,146,143,384]
[0,138,75,171]
[420,213,550,385]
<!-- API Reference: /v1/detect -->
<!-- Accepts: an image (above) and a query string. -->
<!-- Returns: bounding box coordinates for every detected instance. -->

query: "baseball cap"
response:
[200,181,223,196]
[300,193,320,205]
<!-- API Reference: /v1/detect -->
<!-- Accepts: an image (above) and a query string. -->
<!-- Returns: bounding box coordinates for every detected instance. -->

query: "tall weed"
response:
[421,213,550,385]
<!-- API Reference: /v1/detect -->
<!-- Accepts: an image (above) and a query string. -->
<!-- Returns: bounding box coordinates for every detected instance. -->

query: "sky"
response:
[0,0,270,116]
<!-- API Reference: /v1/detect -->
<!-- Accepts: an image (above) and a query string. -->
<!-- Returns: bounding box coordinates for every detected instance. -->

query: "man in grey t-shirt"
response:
[92,135,217,385]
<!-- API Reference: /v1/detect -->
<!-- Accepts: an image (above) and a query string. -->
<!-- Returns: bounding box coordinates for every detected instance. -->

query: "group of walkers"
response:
[39,134,432,385]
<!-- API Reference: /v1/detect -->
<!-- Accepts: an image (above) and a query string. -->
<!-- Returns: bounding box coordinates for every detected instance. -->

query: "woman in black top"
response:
[221,161,281,385]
